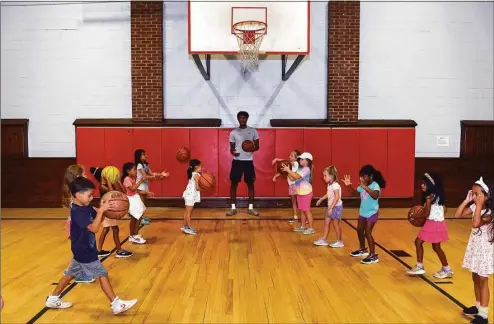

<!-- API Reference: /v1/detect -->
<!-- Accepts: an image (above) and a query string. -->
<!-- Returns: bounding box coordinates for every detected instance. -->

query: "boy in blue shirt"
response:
[45,177,137,314]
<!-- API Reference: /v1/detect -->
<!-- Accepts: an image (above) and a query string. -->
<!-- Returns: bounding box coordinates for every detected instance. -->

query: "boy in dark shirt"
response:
[45,177,137,315]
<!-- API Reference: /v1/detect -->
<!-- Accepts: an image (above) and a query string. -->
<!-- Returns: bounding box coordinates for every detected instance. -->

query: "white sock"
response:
[416,262,424,267]
[479,306,488,319]
[476,301,481,308]
[293,215,298,219]
[248,204,253,210]
[231,204,236,209]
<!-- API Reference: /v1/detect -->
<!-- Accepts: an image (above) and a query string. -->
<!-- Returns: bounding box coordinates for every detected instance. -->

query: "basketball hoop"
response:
[232,21,266,72]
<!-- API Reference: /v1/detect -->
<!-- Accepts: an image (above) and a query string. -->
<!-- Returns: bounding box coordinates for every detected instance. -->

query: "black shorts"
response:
[229,160,256,183]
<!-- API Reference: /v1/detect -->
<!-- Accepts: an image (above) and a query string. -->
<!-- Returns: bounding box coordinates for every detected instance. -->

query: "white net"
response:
[233,21,266,72]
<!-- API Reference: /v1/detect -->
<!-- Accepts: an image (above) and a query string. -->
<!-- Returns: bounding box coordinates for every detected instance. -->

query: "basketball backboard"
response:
[188,0,310,55]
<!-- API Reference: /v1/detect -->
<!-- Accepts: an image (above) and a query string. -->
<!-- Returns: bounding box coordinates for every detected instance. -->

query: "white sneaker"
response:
[330,240,344,248]
[314,238,329,246]
[433,268,454,279]
[111,298,138,315]
[293,226,306,232]
[288,217,298,224]
[129,235,146,244]
[46,296,72,309]
[303,228,315,235]
[180,225,186,232]
[407,265,426,275]
[184,227,197,235]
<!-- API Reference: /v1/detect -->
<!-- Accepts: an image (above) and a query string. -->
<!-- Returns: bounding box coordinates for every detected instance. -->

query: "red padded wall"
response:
[303,129,332,197]
[190,129,219,197]
[161,128,190,197]
[387,129,415,197]
[254,129,275,197]
[133,128,163,197]
[331,129,360,197]
[76,127,105,196]
[358,129,388,195]
[274,129,304,197]
[104,128,134,183]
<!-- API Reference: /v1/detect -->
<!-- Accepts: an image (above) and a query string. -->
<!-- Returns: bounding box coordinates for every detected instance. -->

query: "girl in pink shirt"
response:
[122,162,147,244]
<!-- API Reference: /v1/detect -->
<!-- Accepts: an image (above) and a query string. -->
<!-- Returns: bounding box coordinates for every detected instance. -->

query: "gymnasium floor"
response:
[1,207,492,324]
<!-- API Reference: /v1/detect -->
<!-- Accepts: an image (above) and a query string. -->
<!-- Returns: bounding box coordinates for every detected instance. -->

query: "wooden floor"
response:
[1,207,492,324]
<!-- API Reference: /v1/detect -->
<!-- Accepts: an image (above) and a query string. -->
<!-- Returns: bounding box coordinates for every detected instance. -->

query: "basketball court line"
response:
[341,219,467,310]
[26,225,144,324]
[1,217,471,221]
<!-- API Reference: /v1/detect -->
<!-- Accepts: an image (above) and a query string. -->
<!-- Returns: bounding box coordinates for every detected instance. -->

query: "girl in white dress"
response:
[182,159,202,235]
[454,177,493,324]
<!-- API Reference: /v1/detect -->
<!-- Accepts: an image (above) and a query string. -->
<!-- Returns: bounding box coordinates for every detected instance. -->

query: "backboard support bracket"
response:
[192,54,211,80]
[281,54,305,81]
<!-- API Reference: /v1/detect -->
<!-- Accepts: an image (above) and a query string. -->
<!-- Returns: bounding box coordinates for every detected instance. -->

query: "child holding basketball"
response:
[62,164,95,283]
[282,152,315,235]
[134,149,169,225]
[454,177,493,324]
[272,149,301,223]
[122,162,147,244]
[46,177,137,314]
[314,166,344,248]
[342,164,385,264]
[181,159,202,235]
[407,173,453,278]
[90,167,133,259]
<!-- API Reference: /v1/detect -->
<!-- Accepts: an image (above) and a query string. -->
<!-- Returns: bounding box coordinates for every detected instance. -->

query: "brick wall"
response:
[327,2,360,122]
[131,2,164,122]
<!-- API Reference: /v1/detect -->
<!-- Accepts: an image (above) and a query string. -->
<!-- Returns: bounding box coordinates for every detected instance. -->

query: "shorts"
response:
[297,192,313,212]
[359,212,378,223]
[66,259,108,279]
[103,217,118,228]
[326,205,343,220]
[288,184,297,196]
[230,160,256,183]
[128,194,146,220]
[184,199,196,207]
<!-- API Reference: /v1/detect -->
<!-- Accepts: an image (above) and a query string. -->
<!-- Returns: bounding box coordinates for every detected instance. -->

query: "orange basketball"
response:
[408,205,426,227]
[276,160,291,175]
[176,147,190,162]
[242,140,255,152]
[101,190,129,219]
[198,172,216,191]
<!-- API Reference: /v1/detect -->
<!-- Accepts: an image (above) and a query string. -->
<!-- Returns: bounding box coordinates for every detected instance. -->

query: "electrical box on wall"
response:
[436,135,450,147]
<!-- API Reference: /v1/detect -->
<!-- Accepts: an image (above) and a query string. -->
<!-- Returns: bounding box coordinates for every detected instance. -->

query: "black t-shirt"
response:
[70,203,98,263]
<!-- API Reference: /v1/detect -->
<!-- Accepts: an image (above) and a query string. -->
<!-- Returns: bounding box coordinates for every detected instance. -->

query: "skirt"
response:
[418,219,449,243]
[462,225,494,277]
[128,194,146,219]
[297,192,313,212]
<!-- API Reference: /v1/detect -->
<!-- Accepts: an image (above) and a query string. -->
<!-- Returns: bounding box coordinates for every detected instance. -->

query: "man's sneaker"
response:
[141,217,151,225]
[303,228,315,235]
[226,209,237,216]
[46,296,72,309]
[463,306,479,318]
[184,227,197,235]
[248,209,259,216]
[288,217,298,224]
[314,238,329,246]
[293,226,306,232]
[330,240,344,248]
[129,235,146,244]
[471,316,488,324]
[433,268,454,279]
[75,275,96,283]
[361,254,379,264]
[111,298,138,315]
[407,265,426,275]
[116,250,133,258]
[98,250,111,258]
[350,249,369,257]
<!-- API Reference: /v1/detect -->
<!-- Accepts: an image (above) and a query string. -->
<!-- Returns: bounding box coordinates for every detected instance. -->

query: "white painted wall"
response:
[1,2,132,157]
[359,2,494,157]
[163,1,328,127]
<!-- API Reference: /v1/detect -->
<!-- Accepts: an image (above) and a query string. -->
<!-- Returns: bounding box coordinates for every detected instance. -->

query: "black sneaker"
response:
[350,249,369,257]
[116,250,133,258]
[98,250,111,258]
[361,254,379,264]
[471,316,488,324]
[463,306,479,318]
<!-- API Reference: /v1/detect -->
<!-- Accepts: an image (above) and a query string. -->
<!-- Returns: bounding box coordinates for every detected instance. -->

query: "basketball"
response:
[101,165,120,184]
[408,205,426,227]
[198,172,216,191]
[276,160,291,174]
[101,190,129,219]
[176,147,190,162]
[242,140,255,152]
